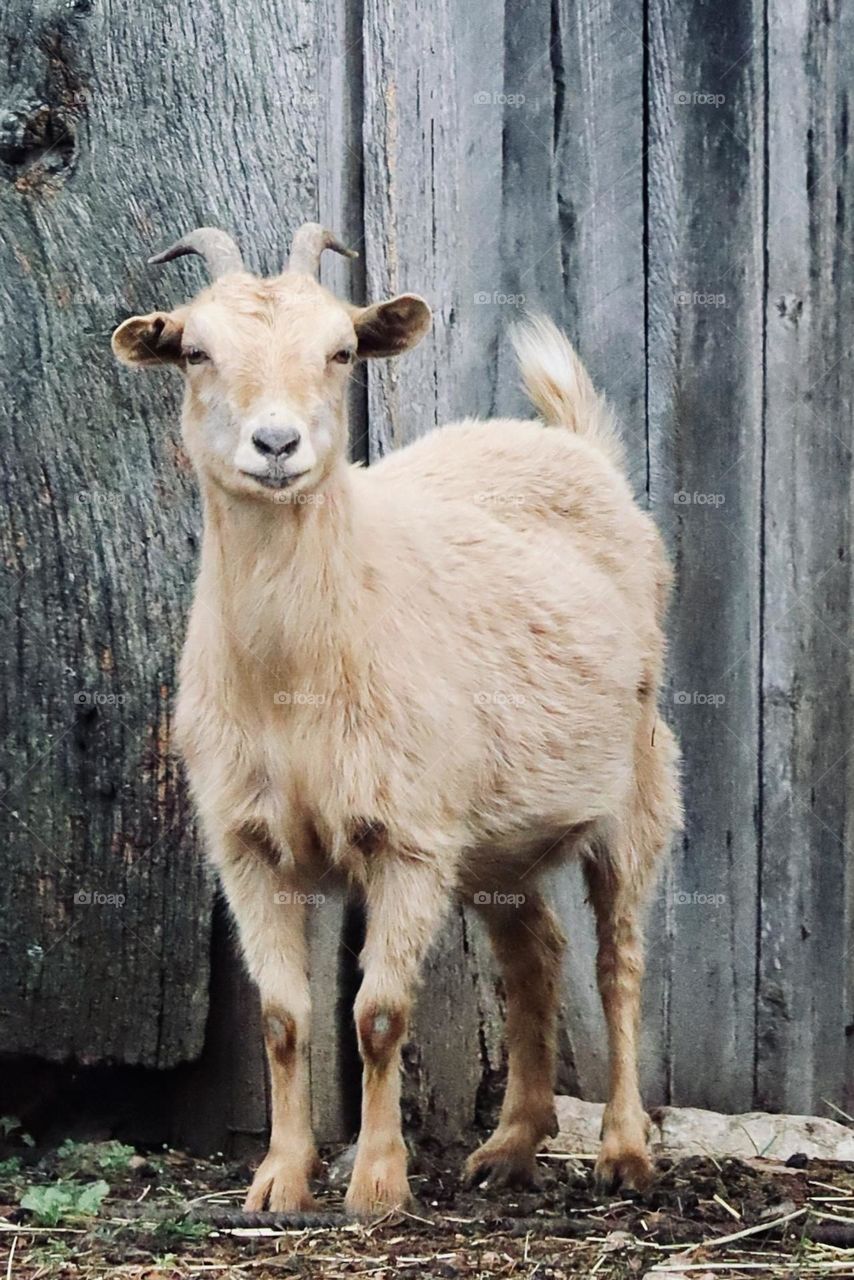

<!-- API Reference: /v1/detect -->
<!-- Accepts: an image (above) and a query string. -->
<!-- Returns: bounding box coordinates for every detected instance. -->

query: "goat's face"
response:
[112,229,430,503]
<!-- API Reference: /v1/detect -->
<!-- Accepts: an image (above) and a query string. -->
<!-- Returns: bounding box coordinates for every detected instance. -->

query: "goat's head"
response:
[112,224,431,501]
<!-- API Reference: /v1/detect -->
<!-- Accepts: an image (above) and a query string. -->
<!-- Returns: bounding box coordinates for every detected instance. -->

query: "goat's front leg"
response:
[345,856,449,1218]
[216,839,319,1211]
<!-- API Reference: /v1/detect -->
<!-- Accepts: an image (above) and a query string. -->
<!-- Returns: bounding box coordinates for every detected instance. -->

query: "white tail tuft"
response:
[510,315,624,468]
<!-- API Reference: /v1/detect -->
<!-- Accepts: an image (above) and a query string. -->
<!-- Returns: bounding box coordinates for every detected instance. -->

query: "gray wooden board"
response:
[646,0,764,1111]
[549,0,657,1103]
[758,0,854,1116]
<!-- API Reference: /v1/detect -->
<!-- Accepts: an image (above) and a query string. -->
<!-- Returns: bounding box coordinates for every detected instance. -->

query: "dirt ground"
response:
[2,1134,854,1278]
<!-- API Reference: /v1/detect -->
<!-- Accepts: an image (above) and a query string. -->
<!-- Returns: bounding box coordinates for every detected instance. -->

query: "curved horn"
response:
[288,222,358,277]
[148,227,244,279]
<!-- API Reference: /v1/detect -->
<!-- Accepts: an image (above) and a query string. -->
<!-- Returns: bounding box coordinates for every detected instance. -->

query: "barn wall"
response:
[0,0,851,1146]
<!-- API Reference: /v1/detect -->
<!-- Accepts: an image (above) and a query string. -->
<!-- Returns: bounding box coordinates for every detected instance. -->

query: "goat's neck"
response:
[197,462,365,691]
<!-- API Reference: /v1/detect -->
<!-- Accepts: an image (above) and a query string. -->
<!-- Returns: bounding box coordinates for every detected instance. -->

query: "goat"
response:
[112,223,682,1217]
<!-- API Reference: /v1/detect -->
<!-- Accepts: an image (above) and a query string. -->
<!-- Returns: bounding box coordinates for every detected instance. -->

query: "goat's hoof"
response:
[244,1153,320,1213]
[463,1143,539,1191]
[344,1153,412,1219]
[593,1145,653,1195]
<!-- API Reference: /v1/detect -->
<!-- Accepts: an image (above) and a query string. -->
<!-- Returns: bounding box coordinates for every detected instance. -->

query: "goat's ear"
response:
[353,294,431,358]
[111,311,185,367]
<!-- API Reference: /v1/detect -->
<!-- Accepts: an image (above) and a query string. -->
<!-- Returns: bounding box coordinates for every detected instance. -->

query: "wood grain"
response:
[758,0,854,1115]
[647,0,765,1111]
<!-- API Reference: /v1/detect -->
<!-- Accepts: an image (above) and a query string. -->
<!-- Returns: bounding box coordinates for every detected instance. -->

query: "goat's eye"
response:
[331,348,354,365]
[184,347,209,365]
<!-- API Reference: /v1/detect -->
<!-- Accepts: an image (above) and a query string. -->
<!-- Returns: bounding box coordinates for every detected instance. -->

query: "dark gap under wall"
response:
[0,899,265,1159]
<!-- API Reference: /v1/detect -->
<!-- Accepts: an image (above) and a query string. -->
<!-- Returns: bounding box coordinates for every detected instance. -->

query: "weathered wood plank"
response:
[758,0,854,1114]
[551,0,647,484]
[494,3,565,415]
[318,0,369,463]
[647,0,764,1110]
[0,0,319,1067]
[549,0,657,1103]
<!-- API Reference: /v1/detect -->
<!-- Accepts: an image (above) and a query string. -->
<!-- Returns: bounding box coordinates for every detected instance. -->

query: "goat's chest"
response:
[190,692,386,874]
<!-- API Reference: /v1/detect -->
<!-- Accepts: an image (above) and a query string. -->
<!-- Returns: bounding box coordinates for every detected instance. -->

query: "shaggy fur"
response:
[113,254,682,1217]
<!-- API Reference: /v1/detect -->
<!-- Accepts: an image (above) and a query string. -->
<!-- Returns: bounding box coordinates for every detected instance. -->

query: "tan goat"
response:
[112,223,682,1218]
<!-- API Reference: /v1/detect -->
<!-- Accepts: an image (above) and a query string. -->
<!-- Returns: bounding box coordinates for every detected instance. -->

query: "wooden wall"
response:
[0,0,850,1147]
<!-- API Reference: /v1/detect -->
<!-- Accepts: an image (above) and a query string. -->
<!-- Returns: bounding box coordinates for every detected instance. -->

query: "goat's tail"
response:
[511,315,624,468]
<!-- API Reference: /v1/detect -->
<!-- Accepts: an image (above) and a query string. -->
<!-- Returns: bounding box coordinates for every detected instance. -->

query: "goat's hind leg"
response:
[465,891,565,1189]
[584,842,652,1192]
[587,719,680,1193]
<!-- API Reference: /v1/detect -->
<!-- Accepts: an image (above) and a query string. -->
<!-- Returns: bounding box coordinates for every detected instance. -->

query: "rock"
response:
[547,1095,854,1162]
[547,1096,602,1152]
[326,1142,358,1187]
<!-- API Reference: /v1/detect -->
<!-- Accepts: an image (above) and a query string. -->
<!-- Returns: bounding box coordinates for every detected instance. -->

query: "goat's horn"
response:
[148,228,244,279]
[288,222,358,277]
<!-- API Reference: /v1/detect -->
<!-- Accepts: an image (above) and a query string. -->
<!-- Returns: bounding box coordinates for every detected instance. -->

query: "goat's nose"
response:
[252,425,301,458]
